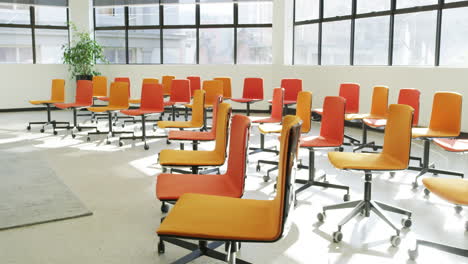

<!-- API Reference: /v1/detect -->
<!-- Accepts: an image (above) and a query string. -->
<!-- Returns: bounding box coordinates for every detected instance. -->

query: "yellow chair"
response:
[157,115,302,264]
[157,90,205,132]
[318,104,414,247]
[27,79,70,134]
[158,102,231,174]
[408,92,463,188]
[92,76,108,100]
[162,75,175,96]
[128,78,159,105]
[214,77,232,99]
[86,82,130,144]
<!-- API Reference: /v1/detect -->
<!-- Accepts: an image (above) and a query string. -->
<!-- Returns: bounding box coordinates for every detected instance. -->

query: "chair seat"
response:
[363,118,387,128]
[87,106,127,113]
[268,99,296,105]
[158,121,199,129]
[159,149,225,166]
[328,152,407,171]
[423,178,468,205]
[258,124,282,134]
[412,127,460,139]
[97,96,110,101]
[157,193,279,241]
[164,101,175,106]
[168,130,214,141]
[121,109,163,116]
[433,139,468,152]
[156,174,241,201]
[250,116,282,124]
[54,103,90,109]
[300,136,342,148]
[29,100,63,105]
[129,98,141,104]
[230,98,261,103]
[345,113,386,121]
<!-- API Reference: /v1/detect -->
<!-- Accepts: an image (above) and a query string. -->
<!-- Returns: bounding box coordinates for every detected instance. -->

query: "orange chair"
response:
[231,77,264,116]
[158,102,231,174]
[156,115,302,263]
[93,76,108,101]
[86,82,129,144]
[249,87,284,155]
[157,90,205,132]
[214,77,232,99]
[409,92,463,188]
[296,96,350,200]
[125,78,159,105]
[118,83,165,150]
[269,79,302,114]
[187,76,201,96]
[318,104,414,246]
[156,114,251,214]
[162,75,175,96]
[55,80,94,138]
[163,79,191,121]
[27,79,70,134]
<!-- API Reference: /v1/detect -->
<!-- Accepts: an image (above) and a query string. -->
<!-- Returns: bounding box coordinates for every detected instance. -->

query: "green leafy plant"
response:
[62,23,108,78]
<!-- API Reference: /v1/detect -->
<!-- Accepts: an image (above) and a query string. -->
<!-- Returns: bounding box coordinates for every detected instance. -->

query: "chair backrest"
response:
[92,76,107,97]
[295,91,312,133]
[51,79,65,101]
[169,79,191,103]
[190,90,206,127]
[115,77,131,98]
[208,96,223,137]
[428,92,462,136]
[281,79,302,101]
[271,88,284,120]
[381,104,414,169]
[225,115,251,198]
[143,78,159,85]
[214,103,232,161]
[271,115,302,241]
[369,86,389,117]
[108,81,129,109]
[214,77,232,99]
[140,83,164,112]
[162,75,175,95]
[187,76,201,96]
[398,88,420,126]
[320,96,346,145]
[75,80,94,106]
[203,80,224,106]
[339,83,360,114]
[242,77,264,100]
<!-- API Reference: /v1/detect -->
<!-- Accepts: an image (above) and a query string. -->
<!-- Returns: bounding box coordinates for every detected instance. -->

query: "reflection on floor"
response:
[0,110,466,264]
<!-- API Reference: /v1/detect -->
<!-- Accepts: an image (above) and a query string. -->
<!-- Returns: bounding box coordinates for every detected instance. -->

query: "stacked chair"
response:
[156,115,302,264]
[27,79,71,134]
[231,77,264,116]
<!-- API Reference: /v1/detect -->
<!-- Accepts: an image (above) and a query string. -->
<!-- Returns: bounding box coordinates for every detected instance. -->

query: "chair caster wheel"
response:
[106,140,111,145]
[389,172,396,178]
[373,146,379,151]
[144,144,149,150]
[390,235,401,247]
[317,212,326,222]
[40,128,45,133]
[332,231,343,243]
[256,164,261,172]
[157,241,165,254]
[408,248,418,260]
[77,127,82,132]
[161,203,169,213]
[455,205,463,214]
[263,175,270,182]
[401,218,412,228]
[119,141,123,147]
[87,137,91,142]
[121,124,125,128]
[96,130,100,133]
[72,134,76,139]
[166,139,171,145]
[53,131,58,135]
[412,181,418,189]
[343,194,350,202]
[339,147,344,152]
[112,123,117,126]
[423,188,430,196]
[27,126,31,130]
[465,221,468,231]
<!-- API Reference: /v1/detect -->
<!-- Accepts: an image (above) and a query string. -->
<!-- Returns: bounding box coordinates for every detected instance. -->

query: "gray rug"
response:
[0,151,92,231]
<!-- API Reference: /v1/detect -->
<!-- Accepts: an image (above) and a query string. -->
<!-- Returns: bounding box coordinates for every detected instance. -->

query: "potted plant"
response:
[62,23,108,81]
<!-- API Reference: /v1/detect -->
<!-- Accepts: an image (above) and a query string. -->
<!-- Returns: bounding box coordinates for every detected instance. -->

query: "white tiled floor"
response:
[0,110,466,264]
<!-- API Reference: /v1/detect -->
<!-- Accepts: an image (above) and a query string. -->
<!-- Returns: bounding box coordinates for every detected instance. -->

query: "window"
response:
[293,0,468,66]
[0,3,69,64]
[94,1,273,65]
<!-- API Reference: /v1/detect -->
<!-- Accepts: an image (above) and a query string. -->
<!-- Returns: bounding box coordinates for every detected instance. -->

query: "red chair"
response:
[118,83,165,150]
[164,79,191,121]
[156,114,251,214]
[187,76,201,96]
[269,79,302,114]
[55,80,95,138]
[231,78,264,116]
[249,87,283,155]
[297,96,350,201]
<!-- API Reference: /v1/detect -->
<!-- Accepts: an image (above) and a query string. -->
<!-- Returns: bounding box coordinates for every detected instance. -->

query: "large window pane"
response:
[322,20,351,65]
[295,0,319,21]
[357,0,391,14]
[200,3,233,24]
[163,29,196,64]
[237,28,272,64]
[199,28,233,64]
[128,29,160,64]
[163,1,195,25]
[95,6,125,27]
[0,3,30,24]
[35,6,67,26]
[238,2,272,24]
[440,7,468,66]
[0,27,32,63]
[354,16,389,65]
[294,24,318,65]
[35,29,68,64]
[397,0,437,8]
[324,0,351,18]
[95,30,126,64]
[393,11,436,66]
[129,5,159,26]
